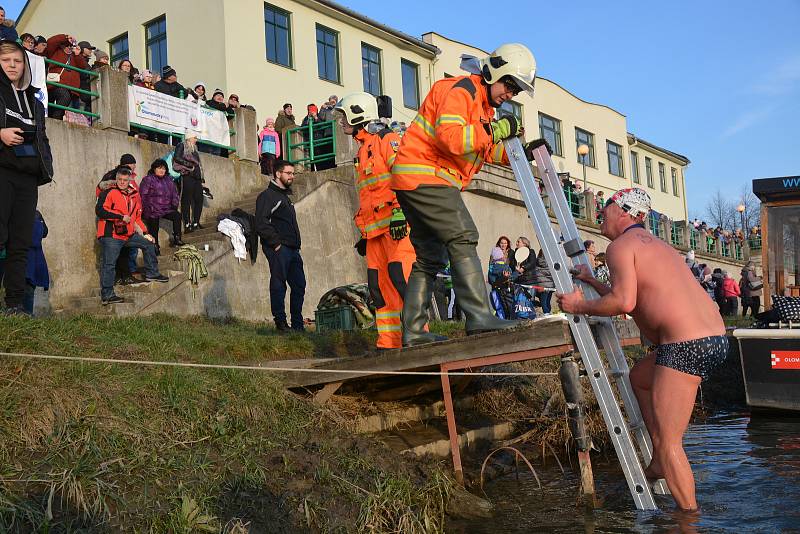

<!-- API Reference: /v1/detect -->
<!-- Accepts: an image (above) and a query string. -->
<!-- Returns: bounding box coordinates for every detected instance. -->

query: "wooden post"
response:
[441,365,464,484]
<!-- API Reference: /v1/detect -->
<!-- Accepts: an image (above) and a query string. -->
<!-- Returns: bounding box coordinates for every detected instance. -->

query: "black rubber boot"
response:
[450,256,523,335]
[401,268,448,347]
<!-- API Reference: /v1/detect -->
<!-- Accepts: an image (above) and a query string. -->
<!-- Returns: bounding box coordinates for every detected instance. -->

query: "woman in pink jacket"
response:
[258,118,281,176]
[721,271,741,316]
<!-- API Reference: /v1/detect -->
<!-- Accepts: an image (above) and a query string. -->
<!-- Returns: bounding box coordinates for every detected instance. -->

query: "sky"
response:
[5,0,799,217]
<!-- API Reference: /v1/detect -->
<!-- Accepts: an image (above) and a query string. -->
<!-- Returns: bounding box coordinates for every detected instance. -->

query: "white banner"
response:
[27,51,48,117]
[127,85,231,147]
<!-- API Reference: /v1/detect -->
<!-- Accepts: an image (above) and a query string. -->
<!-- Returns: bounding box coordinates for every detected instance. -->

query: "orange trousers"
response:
[367,232,416,349]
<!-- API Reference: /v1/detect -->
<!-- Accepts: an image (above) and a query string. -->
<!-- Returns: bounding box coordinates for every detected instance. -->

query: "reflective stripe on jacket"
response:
[354,127,401,239]
[391,74,508,192]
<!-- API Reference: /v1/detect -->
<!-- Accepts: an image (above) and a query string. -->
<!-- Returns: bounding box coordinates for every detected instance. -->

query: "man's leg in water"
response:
[652,364,701,510]
[630,353,660,474]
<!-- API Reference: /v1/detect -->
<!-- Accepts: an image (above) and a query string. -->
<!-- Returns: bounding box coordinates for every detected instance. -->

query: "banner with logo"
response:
[27,51,48,117]
[127,85,231,146]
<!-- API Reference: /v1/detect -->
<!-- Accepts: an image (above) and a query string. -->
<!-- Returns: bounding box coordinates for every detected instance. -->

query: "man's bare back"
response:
[610,227,724,345]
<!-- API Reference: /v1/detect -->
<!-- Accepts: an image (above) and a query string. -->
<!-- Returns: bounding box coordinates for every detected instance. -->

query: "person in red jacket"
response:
[95,167,167,305]
[334,92,418,349]
[44,34,89,120]
[721,271,741,316]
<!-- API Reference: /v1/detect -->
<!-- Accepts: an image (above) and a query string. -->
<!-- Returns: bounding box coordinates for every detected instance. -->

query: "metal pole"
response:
[582,156,587,193]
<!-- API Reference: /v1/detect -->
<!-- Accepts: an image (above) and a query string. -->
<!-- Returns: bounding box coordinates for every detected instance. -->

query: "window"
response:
[575,128,595,167]
[630,151,640,184]
[538,113,562,156]
[316,25,339,82]
[401,59,420,109]
[497,100,523,122]
[361,43,382,95]
[658,162,667,192]
[645,157,654,188]
[145,16,167,74]
[109,33,129,65]
[264,3,292,67]
[671,167,679,197]
[607,140,624,177]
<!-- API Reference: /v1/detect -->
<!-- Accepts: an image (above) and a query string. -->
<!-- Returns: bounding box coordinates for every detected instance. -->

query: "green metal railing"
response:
[648,213,661,238]
[128,122,236,153]
[689,230,698,250]
[44,58,100,119]
[670,222,684,247]
[564,187,585,220]
[286,120,336,166]
[721,241,731,258]
[735,244,743,261]
[748,236,762,250]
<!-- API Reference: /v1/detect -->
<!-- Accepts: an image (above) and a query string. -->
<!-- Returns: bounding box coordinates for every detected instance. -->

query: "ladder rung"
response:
[608,368,628,378]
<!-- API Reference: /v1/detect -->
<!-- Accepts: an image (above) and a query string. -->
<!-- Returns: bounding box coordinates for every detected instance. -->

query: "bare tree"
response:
[704,189,736,229]
[737,184,761,231]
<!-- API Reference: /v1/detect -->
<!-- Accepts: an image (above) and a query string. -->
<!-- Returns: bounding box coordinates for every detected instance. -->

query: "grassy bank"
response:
[0,314,453,532]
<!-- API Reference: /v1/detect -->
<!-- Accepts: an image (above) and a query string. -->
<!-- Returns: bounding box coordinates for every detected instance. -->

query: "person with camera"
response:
[44,34,88,120]
[95,167,168,305]
[0,39,53,315]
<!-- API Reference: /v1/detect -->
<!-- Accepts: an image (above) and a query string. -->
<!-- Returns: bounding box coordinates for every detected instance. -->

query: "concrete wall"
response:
[38,118,270,311]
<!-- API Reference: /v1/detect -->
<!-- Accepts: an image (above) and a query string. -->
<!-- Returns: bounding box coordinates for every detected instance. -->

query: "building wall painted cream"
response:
[628,140,689,221]
[218,0,435,127]
[18,0,229,93]
[422,32,689,221]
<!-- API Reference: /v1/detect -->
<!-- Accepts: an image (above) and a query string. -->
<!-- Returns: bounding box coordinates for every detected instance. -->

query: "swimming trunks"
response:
[654,335,729,381]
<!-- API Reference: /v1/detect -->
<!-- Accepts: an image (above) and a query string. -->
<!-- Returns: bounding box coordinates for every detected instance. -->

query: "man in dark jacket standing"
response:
[255,160,305,332]
[0,40,54,315]
[154,65,193,100]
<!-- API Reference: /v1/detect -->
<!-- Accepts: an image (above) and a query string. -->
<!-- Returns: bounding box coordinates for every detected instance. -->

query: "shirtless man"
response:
[556,188,727,511]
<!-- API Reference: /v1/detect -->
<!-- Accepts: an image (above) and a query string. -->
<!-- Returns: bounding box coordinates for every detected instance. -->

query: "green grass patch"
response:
[0,314,453,532]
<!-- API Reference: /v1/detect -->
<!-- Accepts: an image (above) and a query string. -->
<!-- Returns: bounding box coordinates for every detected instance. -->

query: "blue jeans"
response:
[264,245,306,328]
[538,290,553,314]
[100,235,160,299]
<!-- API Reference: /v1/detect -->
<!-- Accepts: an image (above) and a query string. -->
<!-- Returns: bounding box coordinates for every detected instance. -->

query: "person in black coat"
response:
[254,160,306,332]
[154,65,195,100]
[0,40,54,315]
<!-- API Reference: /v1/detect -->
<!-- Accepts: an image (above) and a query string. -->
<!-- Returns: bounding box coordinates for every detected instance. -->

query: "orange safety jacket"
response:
[96,186,145,241]
[353,126,402,239]
[391,74,508,192]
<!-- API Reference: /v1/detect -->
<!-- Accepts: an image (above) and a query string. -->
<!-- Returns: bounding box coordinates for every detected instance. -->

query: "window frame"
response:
[497,100,523,122]
[630,150,640,184]
[361,42,382,96]
[671,167,679,197]
[538,112,563,156]
[109,32,129,65]
[606,140,624,177]
[658,162,667,192]
[315,24,339,83]
[400,58,420,110]
[264,2,293,68]
[645,157,654,188]
[575,127,595,167]
[144,15,167,74]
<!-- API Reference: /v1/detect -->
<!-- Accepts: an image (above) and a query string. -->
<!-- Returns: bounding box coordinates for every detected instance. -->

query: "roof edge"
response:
[627,133,690,166]
[313,0,439,56]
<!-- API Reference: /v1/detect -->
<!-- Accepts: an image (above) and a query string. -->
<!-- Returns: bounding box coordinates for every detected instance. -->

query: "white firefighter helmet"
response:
[479,43,537,96]
[334,92,379,127]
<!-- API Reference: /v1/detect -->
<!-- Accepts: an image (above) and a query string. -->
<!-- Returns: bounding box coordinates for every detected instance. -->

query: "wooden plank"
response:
[282,318,572,387]
[312,381,343,405]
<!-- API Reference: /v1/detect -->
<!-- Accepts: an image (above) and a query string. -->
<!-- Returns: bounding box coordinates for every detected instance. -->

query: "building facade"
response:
[18,0,689,220]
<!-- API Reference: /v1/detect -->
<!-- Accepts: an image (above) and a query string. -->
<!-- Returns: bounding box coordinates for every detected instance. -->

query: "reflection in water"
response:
[449,412,800,533]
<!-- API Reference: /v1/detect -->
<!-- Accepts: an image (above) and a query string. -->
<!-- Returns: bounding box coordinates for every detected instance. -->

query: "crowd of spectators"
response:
[685,250,763,318]
[690,218,761,252]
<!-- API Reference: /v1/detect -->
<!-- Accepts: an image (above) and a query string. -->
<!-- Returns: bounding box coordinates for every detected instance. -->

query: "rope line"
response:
[0,351,558,377]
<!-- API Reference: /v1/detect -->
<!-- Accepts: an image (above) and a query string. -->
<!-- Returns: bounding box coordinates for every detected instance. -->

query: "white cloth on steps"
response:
[217,219,248,261]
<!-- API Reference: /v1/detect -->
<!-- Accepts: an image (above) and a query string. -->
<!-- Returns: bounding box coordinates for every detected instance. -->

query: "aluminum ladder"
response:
[503,136,668,510]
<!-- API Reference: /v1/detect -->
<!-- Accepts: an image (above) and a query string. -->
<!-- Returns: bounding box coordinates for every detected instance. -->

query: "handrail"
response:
[129,122,237,152]
[46,80,98,97]
[286,120,336,165]
[43,57,99,77]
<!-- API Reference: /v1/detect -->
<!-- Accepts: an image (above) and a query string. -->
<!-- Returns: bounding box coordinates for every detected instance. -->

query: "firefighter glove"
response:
[389,208,409,241]
[490,115,520,142]
[354,238,367,257]
[524,138,553,161]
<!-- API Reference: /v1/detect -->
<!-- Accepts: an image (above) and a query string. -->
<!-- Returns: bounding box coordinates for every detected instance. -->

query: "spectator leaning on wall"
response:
[44,34,89,120]
[0,39,54,315]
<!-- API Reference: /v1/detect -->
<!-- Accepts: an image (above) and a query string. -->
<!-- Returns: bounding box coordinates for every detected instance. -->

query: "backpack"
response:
[163,151,182,182]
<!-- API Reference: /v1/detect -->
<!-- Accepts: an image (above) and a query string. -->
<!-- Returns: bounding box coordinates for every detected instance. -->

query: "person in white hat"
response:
[557,187,726,511]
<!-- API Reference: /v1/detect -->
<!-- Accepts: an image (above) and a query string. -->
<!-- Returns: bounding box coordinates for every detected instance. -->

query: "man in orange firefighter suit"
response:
[334,92,416,349]
[391,43,551,346]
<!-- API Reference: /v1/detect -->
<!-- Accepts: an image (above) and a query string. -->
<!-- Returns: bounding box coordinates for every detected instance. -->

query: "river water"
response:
[451,411,800,533]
